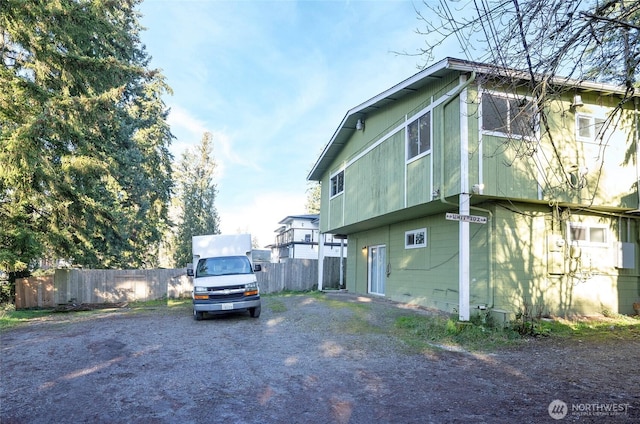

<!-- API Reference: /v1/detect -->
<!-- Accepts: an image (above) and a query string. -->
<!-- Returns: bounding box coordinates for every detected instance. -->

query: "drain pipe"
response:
[439,71,476,205]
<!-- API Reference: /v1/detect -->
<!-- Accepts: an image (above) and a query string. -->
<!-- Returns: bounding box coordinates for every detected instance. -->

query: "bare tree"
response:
[416,0,638,92]
[414,0,639,199]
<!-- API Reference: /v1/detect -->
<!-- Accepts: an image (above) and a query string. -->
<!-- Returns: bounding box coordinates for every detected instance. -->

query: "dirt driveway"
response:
[1,292,639,423]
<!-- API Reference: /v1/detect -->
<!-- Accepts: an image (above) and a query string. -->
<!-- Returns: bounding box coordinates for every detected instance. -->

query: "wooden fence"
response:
[14,257,345,309]
[15,276,55,309]
[256,257,344,292]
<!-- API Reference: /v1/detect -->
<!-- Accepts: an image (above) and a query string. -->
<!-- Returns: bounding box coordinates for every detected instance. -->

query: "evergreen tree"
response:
[0,0,173,275]
[173,132,220,267]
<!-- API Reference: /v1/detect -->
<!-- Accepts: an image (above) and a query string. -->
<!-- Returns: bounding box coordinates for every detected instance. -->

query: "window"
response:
[576,114,605,142]
[405,228,427,249]
[482,92,537,139]
[330,170,344,197]
[407,111,431,160]
[567,222,608,246]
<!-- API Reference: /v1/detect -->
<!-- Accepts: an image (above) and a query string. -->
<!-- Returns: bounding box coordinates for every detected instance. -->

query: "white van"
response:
[187,234,261,321]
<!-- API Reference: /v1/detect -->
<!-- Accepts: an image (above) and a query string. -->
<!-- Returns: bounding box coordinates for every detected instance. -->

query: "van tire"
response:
[249,306,261,318]
[193,310,203,321]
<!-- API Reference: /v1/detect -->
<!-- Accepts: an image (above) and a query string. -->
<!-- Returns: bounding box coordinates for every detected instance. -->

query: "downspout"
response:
[439,71,476,206]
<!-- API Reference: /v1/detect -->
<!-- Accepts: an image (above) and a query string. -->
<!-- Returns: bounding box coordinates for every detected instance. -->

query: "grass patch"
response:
[537,315,640,341]
[394,314,522,353]
[393,312,640,353]
[168,298,191,308]
[0,306,54,331]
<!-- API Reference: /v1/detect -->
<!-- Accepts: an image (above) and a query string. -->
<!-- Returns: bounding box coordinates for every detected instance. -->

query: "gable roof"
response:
[277,214,319,225]
[307,57,635,181]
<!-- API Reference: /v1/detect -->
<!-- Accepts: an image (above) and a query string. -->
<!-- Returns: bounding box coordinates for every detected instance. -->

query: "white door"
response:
[368,245,386,295]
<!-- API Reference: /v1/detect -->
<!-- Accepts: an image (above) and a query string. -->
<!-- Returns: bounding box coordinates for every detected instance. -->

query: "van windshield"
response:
[196,256,252,278]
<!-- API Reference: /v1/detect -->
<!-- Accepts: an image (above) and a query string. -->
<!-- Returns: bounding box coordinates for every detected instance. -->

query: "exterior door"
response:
[368,245,386,295]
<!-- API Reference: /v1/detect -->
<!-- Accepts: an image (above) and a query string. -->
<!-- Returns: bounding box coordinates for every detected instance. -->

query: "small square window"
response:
[576,114,606,142]
[405,228,427,249]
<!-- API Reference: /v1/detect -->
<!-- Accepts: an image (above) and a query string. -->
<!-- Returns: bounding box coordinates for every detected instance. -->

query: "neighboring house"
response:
[269,214,346,263]
[308,57,639,319]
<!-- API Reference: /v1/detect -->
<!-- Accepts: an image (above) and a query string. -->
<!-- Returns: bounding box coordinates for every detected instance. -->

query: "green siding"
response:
[344,131,404,224]
[435,99,462,197]
[406,154,431,207]
[325,73,462,232]
[346,214,491,314]
[328,192,344,230]
[490,204,640,316]
[474,87,637,207]
[491,206,547,313]
[321,67,639,317]
[482,135,540,199]
[344,202,639,316]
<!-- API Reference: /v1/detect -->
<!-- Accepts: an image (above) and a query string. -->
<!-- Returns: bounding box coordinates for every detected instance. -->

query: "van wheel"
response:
[193,310,203,321]
[249,306,261,318]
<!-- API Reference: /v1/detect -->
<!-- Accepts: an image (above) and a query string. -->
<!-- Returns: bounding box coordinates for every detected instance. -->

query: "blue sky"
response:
[138,0,462,247]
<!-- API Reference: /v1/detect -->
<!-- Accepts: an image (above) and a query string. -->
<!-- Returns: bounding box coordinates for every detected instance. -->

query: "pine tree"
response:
[0,0,173,274]
[172,133,221,267]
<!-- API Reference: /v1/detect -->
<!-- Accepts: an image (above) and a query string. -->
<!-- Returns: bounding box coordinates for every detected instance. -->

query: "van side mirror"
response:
[187,268,194,277]
[253,264,262,272]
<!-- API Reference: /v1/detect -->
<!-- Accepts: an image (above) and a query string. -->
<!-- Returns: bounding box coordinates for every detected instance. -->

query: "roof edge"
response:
[307,57,637,182]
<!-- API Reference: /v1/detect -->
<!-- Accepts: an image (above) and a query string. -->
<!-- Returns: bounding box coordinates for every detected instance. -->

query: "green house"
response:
[308,58,640,320]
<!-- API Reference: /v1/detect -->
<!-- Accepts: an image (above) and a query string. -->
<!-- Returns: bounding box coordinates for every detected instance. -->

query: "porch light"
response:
[571,94,584,109]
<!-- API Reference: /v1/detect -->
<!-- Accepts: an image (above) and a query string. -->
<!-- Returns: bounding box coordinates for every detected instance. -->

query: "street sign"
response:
[445,212,488,224]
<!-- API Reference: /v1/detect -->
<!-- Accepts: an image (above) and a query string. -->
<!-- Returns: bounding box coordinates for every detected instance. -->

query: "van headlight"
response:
[244,282,259,296]
[194,286,207,293]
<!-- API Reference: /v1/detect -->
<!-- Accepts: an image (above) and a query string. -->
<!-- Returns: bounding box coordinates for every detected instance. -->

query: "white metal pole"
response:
[339,238,344,288]
[459,79,470,321]
[317,232,325,291]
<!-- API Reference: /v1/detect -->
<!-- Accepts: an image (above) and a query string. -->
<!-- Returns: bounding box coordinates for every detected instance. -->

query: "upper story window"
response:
[576,114,605,142]
[405,228,427,249]
[482,92,537,139]
[407,111,431,160]
[567,222,608,247]
[330,170,344,197]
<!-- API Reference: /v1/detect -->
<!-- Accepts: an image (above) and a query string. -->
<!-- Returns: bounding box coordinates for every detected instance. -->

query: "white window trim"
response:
[480,90,539,142]
[405,228,427,249]
[575,113,606,143]
[329,169,344,199]
[567,222,609,247]
[405,110,433,163]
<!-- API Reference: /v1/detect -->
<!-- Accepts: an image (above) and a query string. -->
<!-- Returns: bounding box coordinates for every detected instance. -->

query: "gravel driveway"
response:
[1,292,638,423]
